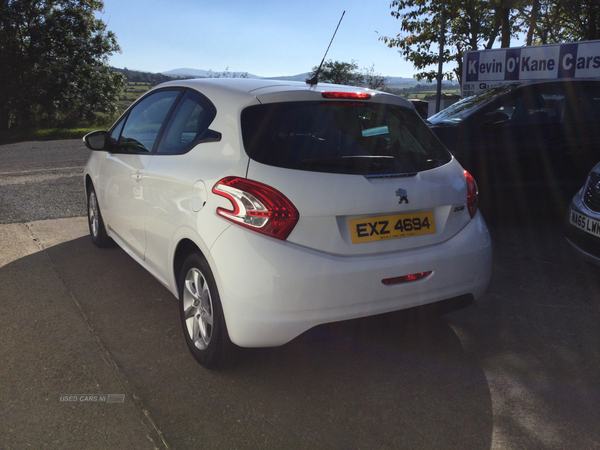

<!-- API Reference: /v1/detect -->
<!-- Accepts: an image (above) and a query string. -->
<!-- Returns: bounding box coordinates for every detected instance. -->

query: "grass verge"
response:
[0,127,101,145]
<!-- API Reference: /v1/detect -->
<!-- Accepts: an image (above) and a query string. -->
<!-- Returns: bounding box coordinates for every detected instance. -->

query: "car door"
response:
[561,81,600,182]
[467,84,564,184]
[462,89,522,184]
[99,89,182,260]
[507,84,565,182]
[141,89,219,280]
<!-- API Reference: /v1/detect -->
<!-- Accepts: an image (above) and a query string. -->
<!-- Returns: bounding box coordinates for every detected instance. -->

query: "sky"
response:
[99,0,418,78]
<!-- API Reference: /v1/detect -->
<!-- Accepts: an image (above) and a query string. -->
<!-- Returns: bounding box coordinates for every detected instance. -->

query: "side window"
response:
[479,93,520,122]
[156,90,216,155]
[118,90,181,153]
[539,93,566,122]
[512,88,565,126]
[563,84,600,124]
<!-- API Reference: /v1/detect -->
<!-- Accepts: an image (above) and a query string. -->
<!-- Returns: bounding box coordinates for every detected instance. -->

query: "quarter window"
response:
[156,90,216,154]
[109,117,125,145]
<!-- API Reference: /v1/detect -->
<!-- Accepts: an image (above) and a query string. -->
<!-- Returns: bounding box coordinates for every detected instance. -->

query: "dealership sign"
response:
[462,40,600,96]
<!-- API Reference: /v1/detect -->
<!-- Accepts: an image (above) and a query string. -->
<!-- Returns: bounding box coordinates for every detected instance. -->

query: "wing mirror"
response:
[83,130,109,151]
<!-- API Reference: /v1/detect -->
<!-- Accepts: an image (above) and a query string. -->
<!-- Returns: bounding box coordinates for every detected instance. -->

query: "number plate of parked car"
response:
[349,212,436,244]
[570,210,600,238]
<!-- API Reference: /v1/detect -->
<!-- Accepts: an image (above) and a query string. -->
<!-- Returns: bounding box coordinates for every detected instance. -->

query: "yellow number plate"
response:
[349,212,436,244]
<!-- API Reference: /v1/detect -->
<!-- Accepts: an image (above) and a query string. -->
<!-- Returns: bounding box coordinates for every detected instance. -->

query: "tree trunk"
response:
[527,0,539,46]
[587,3,599,40]
[501,6,511,47]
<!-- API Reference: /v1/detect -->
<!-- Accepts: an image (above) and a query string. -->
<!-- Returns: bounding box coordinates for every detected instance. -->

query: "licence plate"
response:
[570,210,600,238]
[349,212,436,244]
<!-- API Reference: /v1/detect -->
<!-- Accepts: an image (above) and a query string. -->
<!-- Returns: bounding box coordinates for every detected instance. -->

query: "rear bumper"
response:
[209,211,492,347]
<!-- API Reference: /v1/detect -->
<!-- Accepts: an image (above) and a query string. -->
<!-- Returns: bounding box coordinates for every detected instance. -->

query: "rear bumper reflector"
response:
[382,271,432,285]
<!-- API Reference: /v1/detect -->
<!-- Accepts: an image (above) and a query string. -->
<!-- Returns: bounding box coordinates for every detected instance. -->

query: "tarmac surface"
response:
[1,140,600,449]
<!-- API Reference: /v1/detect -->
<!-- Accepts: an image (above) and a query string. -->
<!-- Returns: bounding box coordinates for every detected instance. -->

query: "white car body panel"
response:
[141,142,249,292]
[247,158,472,255]
[98,153,151,259]
[209,212,491,346]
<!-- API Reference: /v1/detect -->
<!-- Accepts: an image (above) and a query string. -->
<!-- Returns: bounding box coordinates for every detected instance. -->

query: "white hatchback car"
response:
[83,78,492,368]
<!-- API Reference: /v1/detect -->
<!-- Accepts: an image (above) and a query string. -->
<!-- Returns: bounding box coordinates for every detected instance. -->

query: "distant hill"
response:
[116,67,458,89]
[162,68,262,79]
[112,67,186,84]
[265,73,311,82]
[160,68,432,86]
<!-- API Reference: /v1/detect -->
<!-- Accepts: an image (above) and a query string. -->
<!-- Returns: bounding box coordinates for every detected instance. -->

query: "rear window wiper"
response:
[301,155,395,170]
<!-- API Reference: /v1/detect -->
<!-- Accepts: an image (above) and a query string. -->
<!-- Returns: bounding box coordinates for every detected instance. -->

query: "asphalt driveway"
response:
[1,140,599,449]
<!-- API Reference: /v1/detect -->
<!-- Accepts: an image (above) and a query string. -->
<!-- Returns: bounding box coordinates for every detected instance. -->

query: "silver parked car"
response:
[566,161,600,266]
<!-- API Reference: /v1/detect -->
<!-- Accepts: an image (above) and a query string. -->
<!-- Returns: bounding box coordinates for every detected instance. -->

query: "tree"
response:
[0,0,125,130]
[521,0,600,44]
[207,67,249,78]
[379,0,520,85]
[309,60,364,86]
[307,60,388,89]
[363,64,388,90]
[381,0,600,87]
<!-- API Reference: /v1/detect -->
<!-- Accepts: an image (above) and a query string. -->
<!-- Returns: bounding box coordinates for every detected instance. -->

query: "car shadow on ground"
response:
[2,234,493,449]
[478,183,578,226]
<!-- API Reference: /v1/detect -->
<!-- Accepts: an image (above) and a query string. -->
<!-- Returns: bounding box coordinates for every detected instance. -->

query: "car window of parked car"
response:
[428,83,520,125]
[510,87,566,126]
[117,89,181,153]
[563,83,600,124]
[476,91,522,123]
[242,101,451,176]
[156,90,216,155]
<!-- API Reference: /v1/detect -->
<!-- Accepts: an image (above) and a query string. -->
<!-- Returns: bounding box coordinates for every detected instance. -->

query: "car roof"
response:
[154,78,413,108]
[429,77,600,124]
[158,77,297,94]
[493,78,600,90]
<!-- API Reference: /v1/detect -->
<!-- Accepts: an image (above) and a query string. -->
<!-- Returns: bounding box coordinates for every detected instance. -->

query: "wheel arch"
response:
[173,238,204,290]
[85,174,94,194]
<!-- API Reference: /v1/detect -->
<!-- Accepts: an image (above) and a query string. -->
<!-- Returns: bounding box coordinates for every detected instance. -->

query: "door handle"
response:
[131,172,142,181]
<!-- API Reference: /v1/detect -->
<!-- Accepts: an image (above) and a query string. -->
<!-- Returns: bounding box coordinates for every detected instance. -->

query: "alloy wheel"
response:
[182,268,214,350]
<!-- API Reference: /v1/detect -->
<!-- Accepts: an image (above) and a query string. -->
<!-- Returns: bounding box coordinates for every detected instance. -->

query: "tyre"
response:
[87,185,114,248]
[179,253,233,369]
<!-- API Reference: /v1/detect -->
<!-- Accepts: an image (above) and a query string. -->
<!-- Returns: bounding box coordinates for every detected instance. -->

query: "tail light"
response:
[465,170,478,219]
[212,177,299,240]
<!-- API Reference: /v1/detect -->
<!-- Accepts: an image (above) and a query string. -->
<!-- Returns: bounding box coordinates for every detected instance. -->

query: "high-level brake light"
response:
[321,91,372,100]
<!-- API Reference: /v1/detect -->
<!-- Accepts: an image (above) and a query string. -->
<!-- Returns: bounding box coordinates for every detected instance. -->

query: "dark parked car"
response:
[566,161,600,266]
[428,80,600,187]
[408,99,429,119]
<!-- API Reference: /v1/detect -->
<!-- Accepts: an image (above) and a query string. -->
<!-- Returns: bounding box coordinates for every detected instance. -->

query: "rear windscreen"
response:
[241,101,452,176]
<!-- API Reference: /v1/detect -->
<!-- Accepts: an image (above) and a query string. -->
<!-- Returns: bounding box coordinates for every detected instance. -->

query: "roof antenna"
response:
[306,11,345,87]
